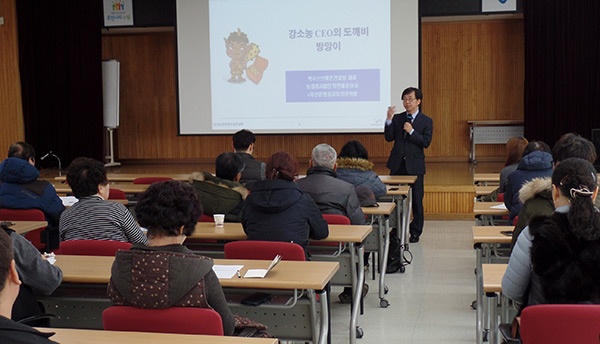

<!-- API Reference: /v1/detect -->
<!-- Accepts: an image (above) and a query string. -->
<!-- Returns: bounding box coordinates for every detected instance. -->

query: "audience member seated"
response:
[498,137,529,193]
[0,142,64,250]
[2,224,62,325]
[336,140,386,200]
[297,144,368,303]
[232,129,266,185]
[107,180,236,335]
[0,229,57,343]
[503,140,553,222]
[297,143,366,225]
[242,151,329,250]
[502,158,600,309]
[189,152,248,222]
[481,136,529,202]
[511,133,598,250]
[59,157,147,245]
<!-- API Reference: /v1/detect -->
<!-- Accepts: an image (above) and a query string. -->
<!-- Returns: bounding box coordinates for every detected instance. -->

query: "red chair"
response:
[224,240,306,261]
[313,214,351,247]
[54,240,132,256]
[519,304,600,344]
[198,213,214,222]
[102,306,224,335]
[495,193,511,225]
[0,208,47,251]
[133,177,173,184]
[496,193,505,202]
[322,214,351,225]
[108,188,127,200]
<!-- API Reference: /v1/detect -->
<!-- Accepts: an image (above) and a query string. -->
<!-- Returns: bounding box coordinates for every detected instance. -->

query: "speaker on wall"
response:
[102,60,120,129]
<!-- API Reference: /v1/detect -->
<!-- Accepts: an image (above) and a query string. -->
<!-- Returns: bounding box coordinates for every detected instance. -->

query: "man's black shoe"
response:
[409,235,420,243]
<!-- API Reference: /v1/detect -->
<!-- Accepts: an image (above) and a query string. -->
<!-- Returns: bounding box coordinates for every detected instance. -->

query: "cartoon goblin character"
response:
[224,28,250,83]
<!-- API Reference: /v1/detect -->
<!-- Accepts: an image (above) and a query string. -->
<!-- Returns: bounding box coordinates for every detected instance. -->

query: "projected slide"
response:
[177,0,418,134]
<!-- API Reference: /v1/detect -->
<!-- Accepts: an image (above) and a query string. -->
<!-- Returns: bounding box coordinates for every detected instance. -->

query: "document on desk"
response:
[60,196,78,207]
[244,255,281,278]
[213,265,244,279]
[491,204,508,210]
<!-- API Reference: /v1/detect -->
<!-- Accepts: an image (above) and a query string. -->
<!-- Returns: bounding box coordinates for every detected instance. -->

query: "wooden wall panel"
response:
[422,18,524,160]
[100,17,524,162]
[0,0,25,149]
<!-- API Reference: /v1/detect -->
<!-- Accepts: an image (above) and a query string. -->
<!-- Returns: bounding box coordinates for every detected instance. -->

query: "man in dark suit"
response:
[384,87,433,243]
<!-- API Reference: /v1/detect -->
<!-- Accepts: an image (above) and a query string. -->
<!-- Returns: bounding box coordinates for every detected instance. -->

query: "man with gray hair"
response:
[298,143,366,303]
[297,143,365,225]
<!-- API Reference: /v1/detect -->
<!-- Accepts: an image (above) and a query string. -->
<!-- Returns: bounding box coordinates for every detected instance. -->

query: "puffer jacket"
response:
[336,157,386,199]
[511,177,554,251]
[0,157,64,226]
[504,151,553,221]
[297,166,366,225]
[241,179,328,248]
[190,171,248,222]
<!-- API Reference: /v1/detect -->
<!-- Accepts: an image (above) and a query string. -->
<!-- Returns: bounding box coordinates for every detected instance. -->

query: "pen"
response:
[237,270,241,278]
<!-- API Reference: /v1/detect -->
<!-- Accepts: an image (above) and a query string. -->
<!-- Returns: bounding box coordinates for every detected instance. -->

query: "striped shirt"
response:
[59,195,148,245]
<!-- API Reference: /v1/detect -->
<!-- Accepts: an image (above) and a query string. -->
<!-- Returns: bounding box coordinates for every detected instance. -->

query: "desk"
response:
[473,227,512,344]
[190,222,371,344]
[467,120,524,163]
[40,327,278,344]
[52,182,149,195]
[482,264,508,344]
[55,173,191,182]
[50,255,338,344]
[378,175,417,185]
[380,176,415,260]
[3,221,48,235]
[473,173,500,186]
[383,185,411,271]
[474,185,498,197]
[473,201,509,226]
[362,202,396,308]
[473,202,508,216]
[190,222,371,243]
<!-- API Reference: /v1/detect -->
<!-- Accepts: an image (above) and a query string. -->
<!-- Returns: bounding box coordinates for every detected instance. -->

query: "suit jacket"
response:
[384,111,433,175]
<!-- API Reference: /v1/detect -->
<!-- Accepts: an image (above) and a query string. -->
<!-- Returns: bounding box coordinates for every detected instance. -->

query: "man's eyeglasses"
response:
[402,98,417,103]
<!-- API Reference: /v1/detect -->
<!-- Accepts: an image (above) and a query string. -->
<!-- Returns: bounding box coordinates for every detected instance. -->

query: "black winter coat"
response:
[242,179,328,248]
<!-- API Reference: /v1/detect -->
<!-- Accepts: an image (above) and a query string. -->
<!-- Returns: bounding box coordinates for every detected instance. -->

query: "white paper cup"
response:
[213,214,225,226]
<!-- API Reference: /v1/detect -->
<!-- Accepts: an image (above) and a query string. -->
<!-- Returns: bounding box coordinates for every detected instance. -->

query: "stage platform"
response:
[42,161,505,221]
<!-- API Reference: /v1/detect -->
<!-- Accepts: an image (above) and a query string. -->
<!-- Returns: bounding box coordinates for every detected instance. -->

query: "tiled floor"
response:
[329,220,476,343]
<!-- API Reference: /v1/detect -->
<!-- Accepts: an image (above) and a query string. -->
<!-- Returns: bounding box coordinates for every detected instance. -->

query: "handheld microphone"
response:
[404,113,413,139]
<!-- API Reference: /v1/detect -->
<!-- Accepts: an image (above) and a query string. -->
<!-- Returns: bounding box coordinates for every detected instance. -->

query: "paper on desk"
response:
[244,255,281,279]
[60,196,78,207]
[213,265,244,279]
[491,204,508,210]
[43,252,56,265]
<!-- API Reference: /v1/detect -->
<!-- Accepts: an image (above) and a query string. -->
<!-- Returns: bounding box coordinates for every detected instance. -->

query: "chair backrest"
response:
[55,240,132,256]
[224,240,306,261]
[198,213,214,222]
[519,304,600,344]
[322,214,351,225]
[0,208,47,251]
[108,188,127,200]
[102,306,224,335]
[496,192,505,202]
[132,177,173,184]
